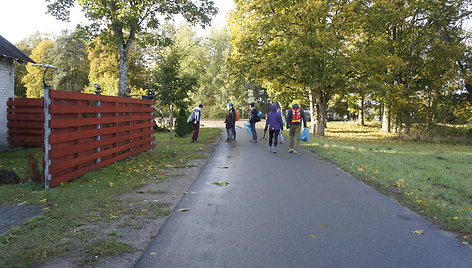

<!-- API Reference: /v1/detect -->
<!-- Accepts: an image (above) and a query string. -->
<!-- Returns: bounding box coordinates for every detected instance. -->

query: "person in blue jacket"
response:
[264,104,283,153]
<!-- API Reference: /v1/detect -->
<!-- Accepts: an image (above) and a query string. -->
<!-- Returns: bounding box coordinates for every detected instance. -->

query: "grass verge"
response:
[302,122,472,242]
[0,128,221,268]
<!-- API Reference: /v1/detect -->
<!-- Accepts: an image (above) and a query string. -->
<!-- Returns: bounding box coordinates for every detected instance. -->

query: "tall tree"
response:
[14,33,52,97]
[229,0,360,135]
[23,40,55,97]
[153,44,197,139]
[50,32,90,92]
[46,0,217,96]
[85,36,120,96]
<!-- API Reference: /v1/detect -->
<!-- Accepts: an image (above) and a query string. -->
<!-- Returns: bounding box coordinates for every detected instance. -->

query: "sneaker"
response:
[288,149,294,153]
[273,147,277,153]
[268,146,272,151]
[292,150,298,154]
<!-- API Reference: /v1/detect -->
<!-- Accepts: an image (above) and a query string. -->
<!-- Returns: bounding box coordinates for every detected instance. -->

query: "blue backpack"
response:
[299,127,310,142]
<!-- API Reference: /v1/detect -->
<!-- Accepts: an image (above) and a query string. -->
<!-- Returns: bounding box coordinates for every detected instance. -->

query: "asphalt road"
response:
[135,121,472,268]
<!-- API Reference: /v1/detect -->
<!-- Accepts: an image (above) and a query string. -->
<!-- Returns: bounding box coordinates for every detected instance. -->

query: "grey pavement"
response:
[135,121,472,267]
[0,205,43,235]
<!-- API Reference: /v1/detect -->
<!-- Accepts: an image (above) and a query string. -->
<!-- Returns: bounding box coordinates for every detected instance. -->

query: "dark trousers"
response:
[192,123,200,141]
[269,130,280,147]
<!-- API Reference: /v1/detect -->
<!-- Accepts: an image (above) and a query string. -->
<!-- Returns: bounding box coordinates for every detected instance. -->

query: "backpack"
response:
[255,110,262,122]
[187,111,195,123]
[234,109,240,121]
[291,108,301,123]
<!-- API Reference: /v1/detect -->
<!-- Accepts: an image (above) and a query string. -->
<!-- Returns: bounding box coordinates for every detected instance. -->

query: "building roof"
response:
[0,35,35,63]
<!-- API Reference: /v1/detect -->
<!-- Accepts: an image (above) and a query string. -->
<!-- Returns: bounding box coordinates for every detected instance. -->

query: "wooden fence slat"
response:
[49,144,154,187]
[50,137,155,174]
[50,105,154,114]
[50,114,154,128]
[50,90,155,105]
[7,108,45,113]
[7,98,43,106]
[7,122,44,128]
[50,129,154,159]
[7,114,43,121]
[8,129,43,135]
[50,121,153,144]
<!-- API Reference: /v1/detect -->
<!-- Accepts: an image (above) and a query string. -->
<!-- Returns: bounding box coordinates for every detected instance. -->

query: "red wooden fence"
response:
[7,98,43,147]
[7,91,156,188]
[45,90,155,187]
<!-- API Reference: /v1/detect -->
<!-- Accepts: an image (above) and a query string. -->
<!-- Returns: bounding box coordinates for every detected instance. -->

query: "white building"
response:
[0,35,34,151]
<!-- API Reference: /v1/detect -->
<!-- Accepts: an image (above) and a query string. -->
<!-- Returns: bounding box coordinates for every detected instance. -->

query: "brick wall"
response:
[0,57,14,151]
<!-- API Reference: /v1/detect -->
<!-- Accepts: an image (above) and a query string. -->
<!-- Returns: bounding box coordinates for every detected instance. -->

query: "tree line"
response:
[16,0,472,138]
[228,0,472,136]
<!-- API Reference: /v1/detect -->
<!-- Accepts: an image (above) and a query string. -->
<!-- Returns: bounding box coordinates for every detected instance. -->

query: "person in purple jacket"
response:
[264,104,284,153]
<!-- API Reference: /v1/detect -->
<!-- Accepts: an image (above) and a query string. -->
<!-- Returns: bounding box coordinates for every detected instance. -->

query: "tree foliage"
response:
[23,40,55,97]
[46,0,217,96]
[229,0,472,135]
[50,32,90,92]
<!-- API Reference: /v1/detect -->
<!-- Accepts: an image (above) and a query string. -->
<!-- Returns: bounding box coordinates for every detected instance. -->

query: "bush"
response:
[175,108,193,137]
[0,169,20,185]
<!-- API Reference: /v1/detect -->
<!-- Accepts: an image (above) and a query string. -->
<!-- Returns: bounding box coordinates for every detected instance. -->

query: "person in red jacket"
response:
[285,103,307,154]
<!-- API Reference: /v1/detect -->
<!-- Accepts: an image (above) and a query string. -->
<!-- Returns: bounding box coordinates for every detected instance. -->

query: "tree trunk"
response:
[314,103,320,135]
[316,100,328,136]
[309,90,315,135]
[118,44,129,97]
[382,103,391,132]
[112,23,136,97]
[359,94,365,126]
[169,104,174,140]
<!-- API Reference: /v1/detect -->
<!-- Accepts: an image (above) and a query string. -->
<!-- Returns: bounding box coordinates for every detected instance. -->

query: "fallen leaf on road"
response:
[412,230,424,235]
[308,235,318,238]
[210,182,230,187]
[320,224,329,229]
[179,208,190,212]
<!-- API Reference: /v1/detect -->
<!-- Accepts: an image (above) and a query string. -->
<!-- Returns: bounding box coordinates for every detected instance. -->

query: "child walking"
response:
[264,104,283,153]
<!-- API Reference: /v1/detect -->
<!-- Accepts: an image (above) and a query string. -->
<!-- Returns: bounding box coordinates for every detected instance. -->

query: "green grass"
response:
[80,240,135,265]
[0,128,221,268]
[0,147,42,179]
[302,122,472,241]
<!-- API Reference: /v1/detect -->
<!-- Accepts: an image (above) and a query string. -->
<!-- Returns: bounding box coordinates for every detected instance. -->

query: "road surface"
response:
[135,120,472,267]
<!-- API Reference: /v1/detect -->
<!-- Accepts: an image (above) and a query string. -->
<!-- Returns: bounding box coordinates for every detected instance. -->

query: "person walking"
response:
[286,103,307,154]
[225,103,237,142]
[264,104,283,153]
[248,103,259,143]
[190,104,203,143]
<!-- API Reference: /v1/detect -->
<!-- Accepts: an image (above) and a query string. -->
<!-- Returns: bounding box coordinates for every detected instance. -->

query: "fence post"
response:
[96,98,101,163]
[43,86,52,189]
